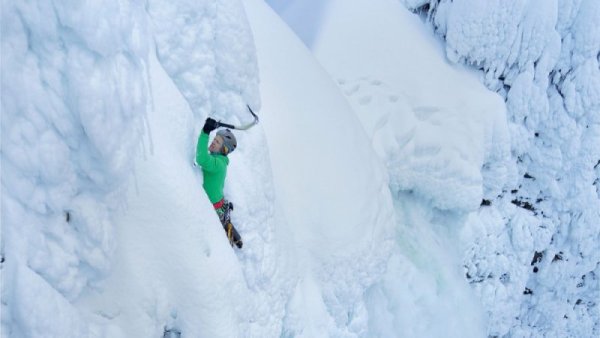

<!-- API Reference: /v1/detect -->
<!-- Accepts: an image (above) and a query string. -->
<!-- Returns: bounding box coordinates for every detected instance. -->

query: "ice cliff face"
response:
[401,0,600,336]
[1,1,150,335]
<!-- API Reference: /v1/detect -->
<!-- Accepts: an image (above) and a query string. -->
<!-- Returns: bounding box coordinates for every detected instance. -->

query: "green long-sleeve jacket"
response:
[196,131,229,204]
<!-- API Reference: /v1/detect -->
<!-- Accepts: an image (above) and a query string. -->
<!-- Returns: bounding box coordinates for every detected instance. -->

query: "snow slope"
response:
[245,1,396,335]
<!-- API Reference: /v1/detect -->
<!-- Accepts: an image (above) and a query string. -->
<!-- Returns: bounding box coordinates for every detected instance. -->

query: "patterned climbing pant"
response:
[214,199,242,248]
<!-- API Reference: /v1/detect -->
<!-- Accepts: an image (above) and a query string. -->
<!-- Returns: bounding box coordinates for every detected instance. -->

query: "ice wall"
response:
[1,1,149,335]
[401,0,600,336]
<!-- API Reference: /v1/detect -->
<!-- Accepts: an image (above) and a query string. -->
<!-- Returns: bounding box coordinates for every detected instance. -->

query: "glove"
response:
[203,118,218,134]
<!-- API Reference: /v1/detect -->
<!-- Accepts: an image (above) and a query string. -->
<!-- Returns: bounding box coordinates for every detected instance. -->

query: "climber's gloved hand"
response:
[203,118,218,134]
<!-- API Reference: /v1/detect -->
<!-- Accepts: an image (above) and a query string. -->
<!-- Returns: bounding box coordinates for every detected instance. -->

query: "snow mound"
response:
[246,1,396,335]
[307,0,512,212]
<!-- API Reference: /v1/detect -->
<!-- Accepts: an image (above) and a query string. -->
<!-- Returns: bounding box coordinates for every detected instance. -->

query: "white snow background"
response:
[1,0,598,337]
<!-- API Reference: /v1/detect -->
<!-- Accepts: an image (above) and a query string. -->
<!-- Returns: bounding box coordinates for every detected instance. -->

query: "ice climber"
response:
[196,117,243,248]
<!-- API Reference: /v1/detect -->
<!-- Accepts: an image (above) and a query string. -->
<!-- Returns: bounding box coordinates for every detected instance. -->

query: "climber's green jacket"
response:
[196,131,229,204]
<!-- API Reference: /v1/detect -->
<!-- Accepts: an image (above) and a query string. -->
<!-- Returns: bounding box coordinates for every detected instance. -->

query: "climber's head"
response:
[210,129,237,155]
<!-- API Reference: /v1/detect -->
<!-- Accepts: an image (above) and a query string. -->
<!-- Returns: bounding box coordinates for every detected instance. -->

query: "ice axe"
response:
[215,105,259,131]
